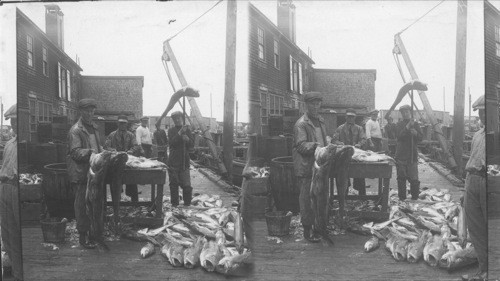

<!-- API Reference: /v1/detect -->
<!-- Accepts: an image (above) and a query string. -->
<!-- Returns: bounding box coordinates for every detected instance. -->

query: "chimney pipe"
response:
[277,0,296,43]
[45,5,64,50]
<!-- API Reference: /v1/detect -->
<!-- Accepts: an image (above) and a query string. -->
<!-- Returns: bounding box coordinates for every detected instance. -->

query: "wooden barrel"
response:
[265,137,288,162]
[34,143,58,171]
[42,163,75,219]
[55,143,68,164]
[269,156,300,213]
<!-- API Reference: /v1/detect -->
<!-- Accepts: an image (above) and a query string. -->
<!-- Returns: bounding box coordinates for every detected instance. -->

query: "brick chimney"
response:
[277,0,296,43]
[45,4,64,50]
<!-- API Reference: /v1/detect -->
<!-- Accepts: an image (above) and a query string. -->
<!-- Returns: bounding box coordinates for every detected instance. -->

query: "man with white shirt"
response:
[365,109,382,152]
[136,116,153,158]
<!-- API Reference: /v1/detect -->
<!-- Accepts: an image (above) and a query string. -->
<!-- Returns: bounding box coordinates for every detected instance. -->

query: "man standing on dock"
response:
[332,108,368,195]
[67,99,102,249]
[167,111,194,207]
[153,123,169,165]
[365,109,382,152]
[461,95,487,281]
[136,116,153,158]
[394,104,423,201]
[0,104,23,281]
[292,92,327,243]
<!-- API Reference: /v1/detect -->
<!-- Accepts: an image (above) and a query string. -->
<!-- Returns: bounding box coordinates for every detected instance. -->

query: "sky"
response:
[0,0,490,126]
[1,1,249,123]
[253,0,484,117]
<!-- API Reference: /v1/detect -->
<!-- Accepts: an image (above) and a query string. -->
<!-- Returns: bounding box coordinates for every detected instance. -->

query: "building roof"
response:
[16,8,82,72]
[249,3,314,65]
[486,0,500,15]
[313,68,377,80]
[81,75,145,87]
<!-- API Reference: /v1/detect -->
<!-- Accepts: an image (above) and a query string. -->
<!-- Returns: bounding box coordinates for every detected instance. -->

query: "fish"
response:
[457,206,467,248]
[444,205,460,221]
[223,226,235,241]
[430,202,456,212]
[364,236,380,252]
[441,224,452,240]
[443,194,451,202]
[160,239,186,267]
[140,242,156,258]
[393,238,410,261]
[183,236,206,269]
[170,223,193,238]
[407,230,431,263]
[431,195,444,202]
[347,223,372,236]
[126,155,167,169]
[194,213,220,228]
[205,208,228,216]
[234,212,245,253]
[421,207,446,220]
[121,229,161,246]
[192,194,211,205]
[372,217,401,231]
[216,251,252,275]
[424,234,446,267]
[139,226,167,237]
[351,148,395,164]
[181,219,216,239]
[165,228,187,241]
[215,199,223,208]
[394,217,419,234]
[200,240,224,272]
[156,232,193,248]
[216,228,226,245]
[218,210,231,227]
[389,226,418,241]
[419,188,439,199]
[416,216,442,233]
[439,245,478,270]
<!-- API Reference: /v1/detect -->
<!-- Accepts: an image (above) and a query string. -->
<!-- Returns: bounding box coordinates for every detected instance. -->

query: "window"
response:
[496,26,500,57]
[37,101,52,123]
[28,99,37,133]
[58,64,70,100]
[289,56,303,93]
[269,94,284,116]
[42,47,48,76]
[257,27,265,61]
[260,92,268,125]
[273,40,280,69]
[27,35,33,67]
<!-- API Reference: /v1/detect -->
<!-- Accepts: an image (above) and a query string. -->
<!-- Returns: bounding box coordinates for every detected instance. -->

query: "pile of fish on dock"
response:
[355,188,477,272]
[121,194,252,276]
[125,155,168,169]
[488,164,500,176]
[19,173,42,185]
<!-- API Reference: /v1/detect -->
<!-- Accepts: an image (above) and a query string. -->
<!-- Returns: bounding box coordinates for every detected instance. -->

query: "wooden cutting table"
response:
[105,168,167,220]
[330,161,393,220]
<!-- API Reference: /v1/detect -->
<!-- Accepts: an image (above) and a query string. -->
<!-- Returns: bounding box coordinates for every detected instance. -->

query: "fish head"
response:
[393,239,409,261]
[183,248,199,269]
[314,144,337,165]
[170,245,185,267]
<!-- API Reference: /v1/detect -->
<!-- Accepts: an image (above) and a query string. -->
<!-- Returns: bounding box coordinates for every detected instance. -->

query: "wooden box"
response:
[20,183,42,202]
[21,202,42,224]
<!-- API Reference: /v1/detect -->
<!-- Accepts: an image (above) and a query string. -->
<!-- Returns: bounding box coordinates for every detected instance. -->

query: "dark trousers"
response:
[157,148,168,165]
[370,137,382,152]
[168,168,193,206]
[240,178,255,251]
[73,182,91,233]
[142,144,152,158]
[352,178,367,195]
[0,182,23,280]
[125,184,138,202]
[298,177,314,226]
[464,174,487,272]
[396,160,420,200]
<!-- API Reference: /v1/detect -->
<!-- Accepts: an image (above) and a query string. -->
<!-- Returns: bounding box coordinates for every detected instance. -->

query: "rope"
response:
[168,0,224,41]
[398,0,446,34]
[393,53,407,83]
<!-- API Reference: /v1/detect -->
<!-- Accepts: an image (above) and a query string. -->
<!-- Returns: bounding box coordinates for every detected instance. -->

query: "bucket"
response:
[265,211,292,236]
[42,163,75,218]
[40,218,67,243]
[269,156,300,213]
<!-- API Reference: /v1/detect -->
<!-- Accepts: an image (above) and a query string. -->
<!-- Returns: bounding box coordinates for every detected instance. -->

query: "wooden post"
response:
[452,0,467,176]
[223,0,237,182]
[163,41,227,175]
[394,34,457,169]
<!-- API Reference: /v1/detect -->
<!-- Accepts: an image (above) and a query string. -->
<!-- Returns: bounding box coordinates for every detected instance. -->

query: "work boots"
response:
[410,180,420,200]
[170,186,179,207]
[303,225,320,243]
[79,231,97,249]
[183,187,193,206]
[397,179,407,201]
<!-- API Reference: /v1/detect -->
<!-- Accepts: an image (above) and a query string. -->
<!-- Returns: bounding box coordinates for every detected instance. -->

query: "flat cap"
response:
[472,95,485,111]
[369,109,379,115]
[117,115,128,123]
[4,104,16,120]
[303,92,323,102]
[140,116,149,121]
[399,104,411,111]
[346,108,357,116]
[78,98,97,109]
[171,111,183,118]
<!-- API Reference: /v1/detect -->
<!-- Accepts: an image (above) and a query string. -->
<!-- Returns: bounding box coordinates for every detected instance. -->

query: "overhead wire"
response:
[398,0,446,35]
[167,0,224,41]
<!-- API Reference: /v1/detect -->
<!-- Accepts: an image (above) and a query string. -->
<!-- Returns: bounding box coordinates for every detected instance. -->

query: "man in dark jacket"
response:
[0,104,23,280]
[395,104,423,201]
[384,116,397,156]
[67,98,102,249]
[104,115,141,202]
[293,92,327,243]
[167,111,194,206]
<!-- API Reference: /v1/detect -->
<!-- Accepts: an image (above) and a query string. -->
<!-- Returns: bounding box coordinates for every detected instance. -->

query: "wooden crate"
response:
[21,202,42,225]
[20,183,42,202]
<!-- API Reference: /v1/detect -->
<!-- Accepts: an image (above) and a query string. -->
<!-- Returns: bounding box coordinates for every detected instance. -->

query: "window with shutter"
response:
[58,63,62,98]
[289,55,293,90]
[42,47,48,76]
[496,26,500,57]
[273,40,280,69]
[298,63,303,94]
[27,35,34,68]
[258,27,265,61]
[67,70,71,101]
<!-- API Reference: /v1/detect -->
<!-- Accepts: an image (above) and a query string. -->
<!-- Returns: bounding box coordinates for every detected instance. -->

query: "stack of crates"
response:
[20,175,43,226]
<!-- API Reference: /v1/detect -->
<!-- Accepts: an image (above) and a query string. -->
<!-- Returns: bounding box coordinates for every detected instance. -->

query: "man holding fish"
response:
[461,96,487,281]
[292,91,327,243]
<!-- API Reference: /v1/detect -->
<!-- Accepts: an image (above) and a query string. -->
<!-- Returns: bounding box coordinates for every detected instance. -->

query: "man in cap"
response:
[394,104,423,201]
[384,116,397,156]
[292,91,327,243]
[153,123,169,164]
[67,98,102,249]
[167,111,194,206]
[104,115,141,202]
[0,104,23,280]
[365,109,382,152]
[461,95,487,281]
[136,116,153,158]
[332,108,368,195]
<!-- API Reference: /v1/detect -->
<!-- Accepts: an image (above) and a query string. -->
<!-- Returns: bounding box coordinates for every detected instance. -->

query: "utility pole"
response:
[210,92,213,129]
[222,0,237,182]
[443,87,445,124]
[468,88,471,132]
[452,0,467,176]
[1,97,3,135]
